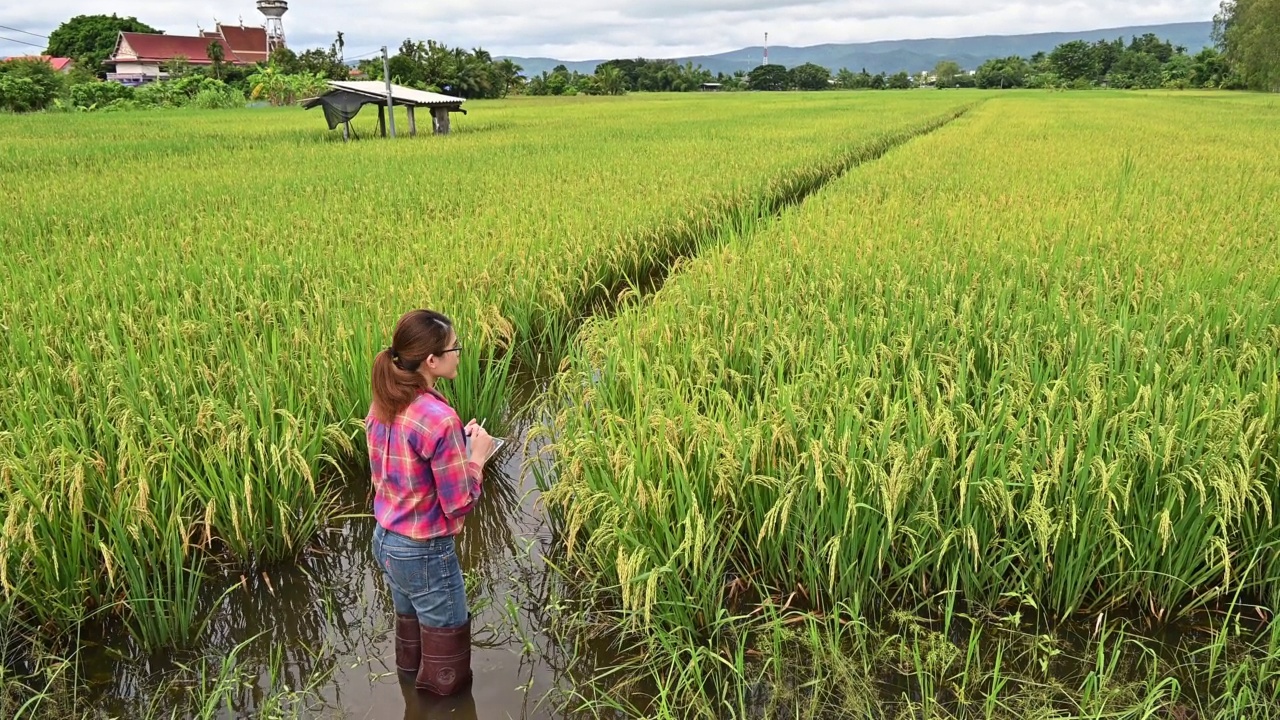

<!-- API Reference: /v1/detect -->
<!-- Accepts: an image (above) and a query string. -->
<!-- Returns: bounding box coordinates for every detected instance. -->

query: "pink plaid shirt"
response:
[366,388,482,540]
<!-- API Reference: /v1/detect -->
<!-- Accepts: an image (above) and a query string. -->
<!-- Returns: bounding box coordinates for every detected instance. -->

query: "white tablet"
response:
[465,435,506,464]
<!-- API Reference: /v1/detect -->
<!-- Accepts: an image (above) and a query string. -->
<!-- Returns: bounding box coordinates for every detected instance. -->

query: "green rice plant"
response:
[541,91,1280,712]
[0,92,978,645]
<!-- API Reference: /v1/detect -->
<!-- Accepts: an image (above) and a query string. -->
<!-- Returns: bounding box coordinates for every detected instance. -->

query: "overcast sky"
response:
[2,1,1220,61]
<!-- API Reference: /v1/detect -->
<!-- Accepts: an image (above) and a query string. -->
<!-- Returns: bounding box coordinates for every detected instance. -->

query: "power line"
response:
[0,24,47,39]
[0,35,45,49]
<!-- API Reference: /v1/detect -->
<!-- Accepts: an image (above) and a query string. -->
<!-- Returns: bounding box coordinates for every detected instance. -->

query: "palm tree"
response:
[495,58,524,96]
[206,41,226,80]
[597,65,626,95]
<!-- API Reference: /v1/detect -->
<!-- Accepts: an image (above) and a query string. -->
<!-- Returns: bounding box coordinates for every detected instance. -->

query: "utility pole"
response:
[764,32,768,66]
[382,45,396,138]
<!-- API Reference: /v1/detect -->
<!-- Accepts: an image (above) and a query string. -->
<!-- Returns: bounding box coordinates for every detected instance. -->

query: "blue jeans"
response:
[372,524,469,628]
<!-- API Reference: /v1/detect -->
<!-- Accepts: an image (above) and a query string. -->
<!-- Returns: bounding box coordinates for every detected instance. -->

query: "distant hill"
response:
[501,21,1213,77]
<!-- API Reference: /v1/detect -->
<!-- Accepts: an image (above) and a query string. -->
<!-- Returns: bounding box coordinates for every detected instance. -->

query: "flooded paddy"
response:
[68,402,582,720]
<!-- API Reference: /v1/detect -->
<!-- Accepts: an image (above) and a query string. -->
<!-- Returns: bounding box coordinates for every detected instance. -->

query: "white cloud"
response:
[2,0,1219,61]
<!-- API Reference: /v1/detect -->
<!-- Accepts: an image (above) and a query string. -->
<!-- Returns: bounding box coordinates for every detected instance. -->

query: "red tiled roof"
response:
[231,50,269,64]
[113,32,261,66]
[217,24,268,56]
[6,55,73,71]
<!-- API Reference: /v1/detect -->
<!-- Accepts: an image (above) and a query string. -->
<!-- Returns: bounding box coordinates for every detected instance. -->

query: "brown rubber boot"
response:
[394,613,421,675]
[415,614,472,695]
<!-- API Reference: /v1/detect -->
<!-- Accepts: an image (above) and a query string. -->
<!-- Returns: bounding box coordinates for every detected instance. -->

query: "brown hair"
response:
[371,309,454,423]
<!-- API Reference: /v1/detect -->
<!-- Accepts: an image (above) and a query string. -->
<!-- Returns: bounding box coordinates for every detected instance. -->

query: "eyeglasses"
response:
[440,345,463,355]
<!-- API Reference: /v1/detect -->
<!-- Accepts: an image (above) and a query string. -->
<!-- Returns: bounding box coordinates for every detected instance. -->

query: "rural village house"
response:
[2,56,75,73]
[107,22,271,85]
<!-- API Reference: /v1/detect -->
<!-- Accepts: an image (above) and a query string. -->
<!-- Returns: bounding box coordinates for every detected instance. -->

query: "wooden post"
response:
[382,46,396,138]
[378,105,386,138]
[407,106,417,137]
[432,107,451,135]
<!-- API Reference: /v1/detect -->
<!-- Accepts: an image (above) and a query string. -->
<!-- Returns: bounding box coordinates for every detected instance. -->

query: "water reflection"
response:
[396,675,478,719]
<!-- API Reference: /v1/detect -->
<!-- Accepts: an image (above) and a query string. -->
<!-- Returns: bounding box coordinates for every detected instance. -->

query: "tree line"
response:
[4,4,1276,112]
[355,40,523,99]
[509,2,1278,95]
[965,34,1232,90]
[1214,0,1280,91]
[554,32,1248,94]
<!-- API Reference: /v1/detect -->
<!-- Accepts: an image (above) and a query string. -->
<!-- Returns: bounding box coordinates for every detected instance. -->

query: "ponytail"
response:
[370,309,454,423]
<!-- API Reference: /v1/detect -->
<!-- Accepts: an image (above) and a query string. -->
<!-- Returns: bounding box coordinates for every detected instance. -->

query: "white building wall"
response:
[113,61,160,75]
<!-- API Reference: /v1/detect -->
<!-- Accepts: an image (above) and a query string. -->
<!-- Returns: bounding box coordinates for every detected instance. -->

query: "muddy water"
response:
[78,407,587,720]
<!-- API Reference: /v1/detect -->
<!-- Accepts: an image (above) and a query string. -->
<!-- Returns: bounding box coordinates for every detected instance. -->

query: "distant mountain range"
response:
[501,21,1213,77]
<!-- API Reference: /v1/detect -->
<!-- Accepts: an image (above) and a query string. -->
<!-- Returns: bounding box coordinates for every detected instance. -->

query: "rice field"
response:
[0,92,973,648]
[541,92,1280,716]
[3,89,1280,719]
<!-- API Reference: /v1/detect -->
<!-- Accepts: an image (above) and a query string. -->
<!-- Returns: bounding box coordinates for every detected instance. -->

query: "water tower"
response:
[257,0,288,52]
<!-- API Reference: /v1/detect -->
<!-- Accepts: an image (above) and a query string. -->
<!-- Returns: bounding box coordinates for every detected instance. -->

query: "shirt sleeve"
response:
[424,415,483,519]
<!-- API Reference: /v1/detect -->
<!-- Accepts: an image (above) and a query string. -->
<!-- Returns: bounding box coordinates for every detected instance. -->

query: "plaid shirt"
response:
[366,388,482,540]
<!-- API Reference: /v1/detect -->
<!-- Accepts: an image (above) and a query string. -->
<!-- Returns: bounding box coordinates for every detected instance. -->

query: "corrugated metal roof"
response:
[327,81,466,107]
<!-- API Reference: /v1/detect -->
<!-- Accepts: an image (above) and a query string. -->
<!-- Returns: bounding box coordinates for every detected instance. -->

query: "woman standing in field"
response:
[367,309,496,696]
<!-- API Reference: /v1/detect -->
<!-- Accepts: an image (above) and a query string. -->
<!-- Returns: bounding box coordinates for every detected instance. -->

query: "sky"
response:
[2,1,1221,61]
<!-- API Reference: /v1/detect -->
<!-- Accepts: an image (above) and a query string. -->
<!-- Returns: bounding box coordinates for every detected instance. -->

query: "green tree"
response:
[492,59,525,95]
[269,47,302,74]
[596,59,640,90]
[1128,32,1176,63]
[1161,53,1195,88]
[1088,38,1123,81]
[1191,47,1231,87]
[747,64,790,90]
[68,79,133,109]
[247,65,329,105]
[0,58,61,111]
[591,58,717,93]
[1108,50,1162,88]
[537,68,571,95]
[789,62,831,90]
[933,60,962,88]
[886,71,913,89]
[1048,40,1099,83]
[976,56,1030,88]
[1026,69,1063,89]
[375,39,511,98]
[1214,0,1280,91]
[46,14,159,75]
[206,41,225,80]
[595,65,627,95]
[297,47,348,80]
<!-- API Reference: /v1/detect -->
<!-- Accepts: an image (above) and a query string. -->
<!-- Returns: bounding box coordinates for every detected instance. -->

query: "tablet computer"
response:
[465,435,506,464]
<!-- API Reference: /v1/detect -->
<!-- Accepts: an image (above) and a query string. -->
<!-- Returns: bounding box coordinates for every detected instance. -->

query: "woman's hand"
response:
[465,419,495,465]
